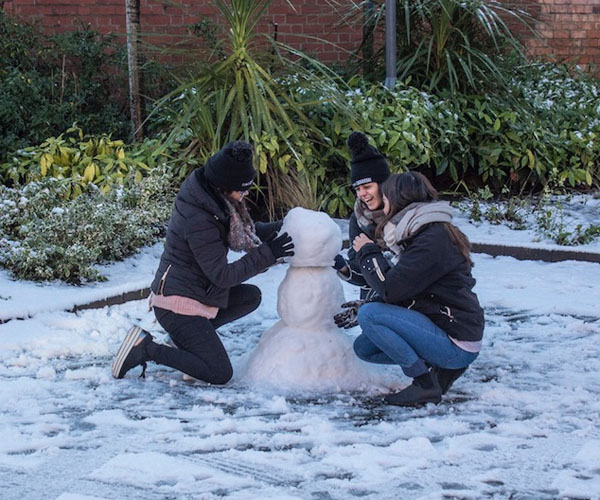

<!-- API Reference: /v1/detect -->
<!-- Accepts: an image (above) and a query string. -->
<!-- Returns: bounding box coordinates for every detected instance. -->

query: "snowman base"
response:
[239,320,400,394]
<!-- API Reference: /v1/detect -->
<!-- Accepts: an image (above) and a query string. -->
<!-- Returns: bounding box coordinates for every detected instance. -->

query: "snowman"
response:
[240,207,399,394]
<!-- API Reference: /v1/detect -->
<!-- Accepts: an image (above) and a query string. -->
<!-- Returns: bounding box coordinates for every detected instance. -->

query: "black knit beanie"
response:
[204,141,256,192]
[347,131,390,188]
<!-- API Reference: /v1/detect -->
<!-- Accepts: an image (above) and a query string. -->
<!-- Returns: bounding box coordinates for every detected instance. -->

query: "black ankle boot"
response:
[433,366,467,395]
[384,370,442,407]
[112,326,154,379]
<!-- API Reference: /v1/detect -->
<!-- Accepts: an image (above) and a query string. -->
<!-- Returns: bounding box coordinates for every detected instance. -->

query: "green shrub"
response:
[0,168,177,284]
[326,83,434,170]
[299,81,436,216]
[415,71,599,192]
[441,68,600,191]
[511,63,600,188]
[294,73,600,215]
[0,126,189,199]
[0,12,129,162]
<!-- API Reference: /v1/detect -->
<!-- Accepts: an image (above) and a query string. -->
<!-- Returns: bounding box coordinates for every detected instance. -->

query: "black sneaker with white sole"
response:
[112,326,154,379]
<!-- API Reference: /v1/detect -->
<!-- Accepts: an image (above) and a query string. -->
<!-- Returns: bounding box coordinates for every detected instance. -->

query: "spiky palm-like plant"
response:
[398,0,534,93]
[154,0,354,217]
[328,0,535,93]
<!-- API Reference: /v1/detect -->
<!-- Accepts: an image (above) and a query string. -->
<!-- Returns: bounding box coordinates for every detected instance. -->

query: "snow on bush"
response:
[0,167,176,283]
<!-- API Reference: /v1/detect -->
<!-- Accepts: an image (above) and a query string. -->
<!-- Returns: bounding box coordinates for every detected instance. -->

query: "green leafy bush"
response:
[0,127,189,199]
[0,12,130,162]
[432,66,600,191]
[0,168,177,284]
[319,83,434,170]
[322,74,599,211]
[283,70,600,216]
[298,81,436,216]
[511,63,600,188]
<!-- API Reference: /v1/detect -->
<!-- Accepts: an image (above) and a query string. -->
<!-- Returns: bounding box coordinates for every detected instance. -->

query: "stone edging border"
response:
[70,288,151,313]
[471,242,600,264]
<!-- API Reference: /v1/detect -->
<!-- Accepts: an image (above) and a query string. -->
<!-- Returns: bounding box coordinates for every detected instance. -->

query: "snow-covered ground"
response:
[1,199,600,500]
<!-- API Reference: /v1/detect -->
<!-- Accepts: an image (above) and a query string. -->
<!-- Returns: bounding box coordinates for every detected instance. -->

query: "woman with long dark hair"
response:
[348,172,484,406]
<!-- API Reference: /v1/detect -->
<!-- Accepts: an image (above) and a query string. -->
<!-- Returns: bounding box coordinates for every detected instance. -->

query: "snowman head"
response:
[279,207,342,267]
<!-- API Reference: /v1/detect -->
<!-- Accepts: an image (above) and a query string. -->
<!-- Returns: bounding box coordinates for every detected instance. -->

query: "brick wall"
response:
[3,0,599,68]
[505,0,600,68]
[1,0,362,64]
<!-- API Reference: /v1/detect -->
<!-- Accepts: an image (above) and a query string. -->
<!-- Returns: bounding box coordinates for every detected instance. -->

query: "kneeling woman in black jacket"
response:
[349,172,484,406]
[112,141,293,384]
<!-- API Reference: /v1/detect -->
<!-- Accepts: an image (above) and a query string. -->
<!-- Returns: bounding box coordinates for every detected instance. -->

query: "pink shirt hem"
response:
[149,292,219,319]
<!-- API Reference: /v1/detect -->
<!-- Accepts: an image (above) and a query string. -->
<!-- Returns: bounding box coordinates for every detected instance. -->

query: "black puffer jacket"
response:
[151,168,278,308]
[346,211,377,267]
[356,222,484,342]
[341,212,375,294]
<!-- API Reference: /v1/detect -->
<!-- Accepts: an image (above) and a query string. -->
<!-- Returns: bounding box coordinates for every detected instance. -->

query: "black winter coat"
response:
[356,222,484,342]
[342,212,374,294]
[151,169,278,308]
[346,211,376,268]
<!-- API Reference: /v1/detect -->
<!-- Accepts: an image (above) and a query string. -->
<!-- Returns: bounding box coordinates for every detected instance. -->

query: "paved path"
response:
[1,306,599,500]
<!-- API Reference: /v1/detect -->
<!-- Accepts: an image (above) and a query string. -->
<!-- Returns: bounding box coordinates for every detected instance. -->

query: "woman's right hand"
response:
[265,232,295,259]
[352,233,373,252]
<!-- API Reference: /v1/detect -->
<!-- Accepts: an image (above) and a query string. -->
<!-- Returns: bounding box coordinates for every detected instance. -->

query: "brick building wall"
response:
[520,0,600,67]
[1,0,362,64]
[2,0,600,68]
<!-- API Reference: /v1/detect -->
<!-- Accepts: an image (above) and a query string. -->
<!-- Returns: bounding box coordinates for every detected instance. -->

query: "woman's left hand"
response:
[353,233,373,252]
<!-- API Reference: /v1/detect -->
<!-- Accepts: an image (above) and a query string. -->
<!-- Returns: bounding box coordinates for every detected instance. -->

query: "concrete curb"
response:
[471,242,600,264]
[70,288,151,313]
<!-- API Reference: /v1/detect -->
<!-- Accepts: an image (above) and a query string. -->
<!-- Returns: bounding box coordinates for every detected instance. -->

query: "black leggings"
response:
[148,284,261,384]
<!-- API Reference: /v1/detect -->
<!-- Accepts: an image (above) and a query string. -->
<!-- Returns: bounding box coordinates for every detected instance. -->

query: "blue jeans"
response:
[355,302,478,377]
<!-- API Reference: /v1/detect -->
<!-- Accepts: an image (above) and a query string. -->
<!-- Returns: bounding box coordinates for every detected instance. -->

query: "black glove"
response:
[333,254,347,272]
[265,231,295,259]
[333,300,364,329]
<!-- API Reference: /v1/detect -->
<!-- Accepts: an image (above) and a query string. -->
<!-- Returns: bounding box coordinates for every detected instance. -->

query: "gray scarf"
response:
[354,198,387,248]
[383,201,454,260]
[222,197,262,252]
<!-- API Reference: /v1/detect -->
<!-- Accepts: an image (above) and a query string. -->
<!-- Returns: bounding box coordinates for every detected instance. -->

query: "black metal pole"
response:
[385,0,397,89]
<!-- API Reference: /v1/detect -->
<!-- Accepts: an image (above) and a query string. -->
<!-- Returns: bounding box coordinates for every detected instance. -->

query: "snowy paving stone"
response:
[552,440,600,499]
[55,495,109,500]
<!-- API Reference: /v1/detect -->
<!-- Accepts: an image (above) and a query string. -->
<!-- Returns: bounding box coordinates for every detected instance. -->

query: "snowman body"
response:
[240,207,399,393]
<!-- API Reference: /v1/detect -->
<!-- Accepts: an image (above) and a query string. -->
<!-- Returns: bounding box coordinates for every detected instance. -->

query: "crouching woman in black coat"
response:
[346,172,484,406]
[112,141,294,384]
